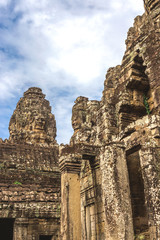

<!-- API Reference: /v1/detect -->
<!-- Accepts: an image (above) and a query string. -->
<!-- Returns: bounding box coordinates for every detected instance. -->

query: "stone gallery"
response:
[0,0,160,239]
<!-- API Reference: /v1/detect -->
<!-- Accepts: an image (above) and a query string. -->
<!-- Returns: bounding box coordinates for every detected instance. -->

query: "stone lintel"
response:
[103,141,125,149]
[59,144,100,173]
[59,157,81,173]
[60,143,100,157]
[14,218,29,226]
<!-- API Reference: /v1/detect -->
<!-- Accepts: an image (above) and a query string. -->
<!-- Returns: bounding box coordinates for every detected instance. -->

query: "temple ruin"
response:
[0,0,160,239]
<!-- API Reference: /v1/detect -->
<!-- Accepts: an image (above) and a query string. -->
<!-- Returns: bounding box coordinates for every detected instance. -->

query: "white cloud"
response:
[49,13,111,83]
[0,0,145,143]
[128,0,144,12]
[0,0,10,7]
[109,0,144,13]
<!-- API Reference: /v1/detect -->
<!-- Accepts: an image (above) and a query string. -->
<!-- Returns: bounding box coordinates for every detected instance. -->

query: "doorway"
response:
[0,218,14,240]
[126,149,149,235]
[39,235,52,240]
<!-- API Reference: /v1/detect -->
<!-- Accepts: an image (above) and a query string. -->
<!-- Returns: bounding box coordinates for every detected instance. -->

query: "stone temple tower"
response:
[0,87,60,240]
[0,0,160,240]
[9,87,57,146]
[59,0,160,239]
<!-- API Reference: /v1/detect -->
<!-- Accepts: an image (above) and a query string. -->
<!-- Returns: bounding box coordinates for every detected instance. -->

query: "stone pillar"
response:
[90,204,96,240]
[13,218,29,240]
[27,219,38,240]
[139,146,160,239]
[100,143,134,240]
[59,150,81,240]
[86,206,91,240]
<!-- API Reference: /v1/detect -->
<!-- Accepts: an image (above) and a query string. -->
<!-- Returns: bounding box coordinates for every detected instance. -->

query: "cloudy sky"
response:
[0,0,144,144]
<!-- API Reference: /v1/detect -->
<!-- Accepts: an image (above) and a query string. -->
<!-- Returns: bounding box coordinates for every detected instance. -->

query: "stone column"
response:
[13,218,29,240]
[100,143,134,240]
[86,205,91,240]
[139,146,160,240]
[27,219,38,240]
[90,204,96,240]
[59,149,81,240]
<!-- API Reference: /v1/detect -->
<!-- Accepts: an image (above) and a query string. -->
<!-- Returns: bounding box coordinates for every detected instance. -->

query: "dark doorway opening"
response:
[0,218,14,240]
[39,235,52,240]
[127,150,149,235]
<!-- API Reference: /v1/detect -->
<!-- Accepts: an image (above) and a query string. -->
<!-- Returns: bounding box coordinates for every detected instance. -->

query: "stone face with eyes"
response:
[9,87,57,146]
[71,96,88,132]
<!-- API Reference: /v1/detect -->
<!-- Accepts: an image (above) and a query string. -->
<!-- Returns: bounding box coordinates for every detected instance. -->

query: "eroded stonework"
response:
[9,87,57,146]
[59,1,160,240]
[0,0,160,240]
[0,88,60,240]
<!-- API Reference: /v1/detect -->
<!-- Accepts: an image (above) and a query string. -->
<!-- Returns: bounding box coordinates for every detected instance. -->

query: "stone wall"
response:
[0,142,60,219]
[0,1,160,240]
[60,1,160,239]
[0,88,61,240]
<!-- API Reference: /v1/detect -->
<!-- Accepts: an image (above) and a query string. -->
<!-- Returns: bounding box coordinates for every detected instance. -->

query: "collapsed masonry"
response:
[0,0,160,239]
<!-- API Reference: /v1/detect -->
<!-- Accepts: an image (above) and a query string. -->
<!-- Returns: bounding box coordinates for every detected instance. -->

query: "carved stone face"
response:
[72,113,82,131]
[9,87,57,145]
[72,108,87,131]
[33,116,46,131]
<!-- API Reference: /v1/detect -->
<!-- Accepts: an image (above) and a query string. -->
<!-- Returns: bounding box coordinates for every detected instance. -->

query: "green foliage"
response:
[138,235,145,240]
[0,163,5,169]
[143,94,151,115]
[135,234,145,240]
[57,205,61,211]
[14,181,22,185]
[56,204,61,217]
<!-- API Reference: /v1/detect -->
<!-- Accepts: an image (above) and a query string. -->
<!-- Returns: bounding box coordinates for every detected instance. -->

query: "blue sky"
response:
[0,0,144,144]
